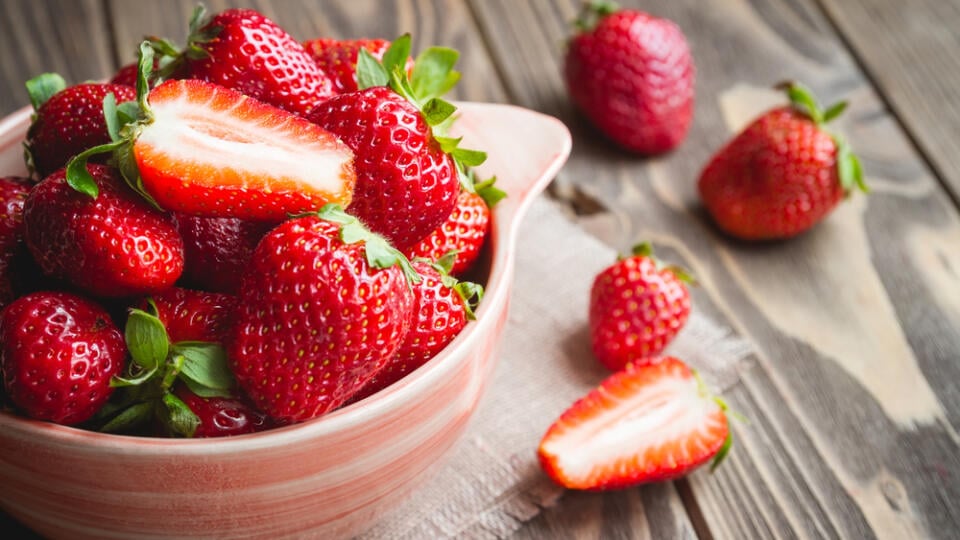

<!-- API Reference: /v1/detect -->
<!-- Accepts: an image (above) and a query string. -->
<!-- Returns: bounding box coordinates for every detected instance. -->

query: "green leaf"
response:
[103,93,121,142]
[148,37,181,58]
[454,281,484,320]
[421,98,456,127]
[410,46,459,101]
[100,401,154,433]
[452,147,487,167]
[434,136,462,154]
[162,392,200,438]
[182,376,233,399]
[188,4,210,35]
[822,100,848,123]
[382,34,412,74]
[125,308,170,370]
[709,429,733,473]
[475,176,507,208]
[136,41,155,117]
[434,250,458,275]
[357,48,389,90]
[630,242,654,258]
[782,81,822,124]
[116,101,140,123]
[389,66,419,104]
[110,365,159,387]
[176,342,235,392]
[25,73,67,111]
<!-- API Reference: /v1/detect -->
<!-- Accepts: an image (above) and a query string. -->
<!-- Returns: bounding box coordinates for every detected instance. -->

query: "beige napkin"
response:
[361,196,753,539]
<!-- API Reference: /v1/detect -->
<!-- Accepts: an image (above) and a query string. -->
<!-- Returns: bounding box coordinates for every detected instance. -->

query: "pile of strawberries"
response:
[0,7,499,437]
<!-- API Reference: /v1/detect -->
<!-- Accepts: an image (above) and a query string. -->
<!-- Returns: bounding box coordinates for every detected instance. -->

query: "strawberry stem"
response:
[573,0,619,32]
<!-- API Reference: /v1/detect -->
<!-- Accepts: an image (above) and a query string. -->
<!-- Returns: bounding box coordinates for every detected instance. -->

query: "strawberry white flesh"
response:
[538,356,729,490]
[134,79,355,220]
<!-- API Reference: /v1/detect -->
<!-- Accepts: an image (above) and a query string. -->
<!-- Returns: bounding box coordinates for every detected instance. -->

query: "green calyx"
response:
[573,0,619,32]
[25,73,67,111]
[461,168,506,207]
[691,369,742,473]
[623,242,697,285]
[317,204,423,286]
[95,301,237,437]
[778,81,868,196]
[426,250,484,320]
[356,34,487,188]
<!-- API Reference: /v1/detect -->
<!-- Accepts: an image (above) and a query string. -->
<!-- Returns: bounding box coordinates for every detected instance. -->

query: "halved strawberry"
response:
[538,356,730,490]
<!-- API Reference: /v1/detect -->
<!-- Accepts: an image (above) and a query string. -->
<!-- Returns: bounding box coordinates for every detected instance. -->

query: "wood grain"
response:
[469,0,960,538]
[817,0,960,204]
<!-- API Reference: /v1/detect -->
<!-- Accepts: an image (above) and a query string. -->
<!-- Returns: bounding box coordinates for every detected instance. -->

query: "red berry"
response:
[0,177,31,309]
[0,291,125,425]
[564,5,694,154]
[304,38,414,94]
[174,384,268,438]
[175,214,275,294]
[589,243,691,371]
[146,287,237,344]
[404,190,491,276]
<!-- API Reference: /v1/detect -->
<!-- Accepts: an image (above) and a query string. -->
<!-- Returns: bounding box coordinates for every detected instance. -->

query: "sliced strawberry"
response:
[538,356,730,490]
[132,79,356,220]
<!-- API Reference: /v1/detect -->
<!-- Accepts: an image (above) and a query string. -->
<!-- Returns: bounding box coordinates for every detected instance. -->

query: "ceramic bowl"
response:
[0,102,571,539]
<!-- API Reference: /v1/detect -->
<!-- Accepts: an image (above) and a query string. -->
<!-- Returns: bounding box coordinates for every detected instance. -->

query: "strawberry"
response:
[404,174,504,276]
[589,243,692,372]
[145,287,237,343]
[304,38,413,94]
[175,214,275,294]
[22,164,184,298]
[229,204,417,423]
[23,73,136,178]
[0,177,31,308]
[698,82,867,240]
[109,62,141,87]
[309,35,486,250]
[564,1,694,154]
[0,291,125,425]
[72,55,356,221]
[184,7,335,116]
[538,356,731,490]
[351,255,482,401]
[172,384,268,437]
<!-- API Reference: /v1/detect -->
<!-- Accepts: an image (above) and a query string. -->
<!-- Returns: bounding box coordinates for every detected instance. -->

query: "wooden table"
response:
[1,1,958,538]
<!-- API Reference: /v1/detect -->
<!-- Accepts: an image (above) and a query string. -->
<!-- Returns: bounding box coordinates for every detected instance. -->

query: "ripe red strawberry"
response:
[123,78,355,220]
[229,205,417,423]
[538,356,731,490]
[185,8,335,116]
[564,1,694,154]
[309,35,485,250]
[404,175,504,276]
[146,287,237,343]
[22,164,183,298]
[173,384,269,437]
[24,74,136,177]
[304,38,413,94]
[109,62,141,87]
[0,291,125,425]
[698,83,867,240]
[351,257,482,401]
[589,243,691,371]
[0,177,32,308]
[175,214,275,294]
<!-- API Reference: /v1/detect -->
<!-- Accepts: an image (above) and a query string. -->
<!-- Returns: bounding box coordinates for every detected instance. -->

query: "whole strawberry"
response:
[185,7,335,116]
[698,82,867,240]
[173,384,269,437]
[304,38,414,94]
[404,174,504,276]
[229,205,417,423]
[589,243,692,371]
[564,1,694,154]
[146,287,237,343]
[0,177,31,308]
[0,291,125,425]
[24,74,136,178]
[309,35,486,250]
[175,214,275,294]
[23,164,184,298]
[351,256,482,402]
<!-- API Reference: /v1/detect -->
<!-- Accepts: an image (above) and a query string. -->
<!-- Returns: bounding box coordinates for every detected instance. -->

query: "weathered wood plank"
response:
[0,0,114,115]
[469,0,960,538]
[817,0,960,205]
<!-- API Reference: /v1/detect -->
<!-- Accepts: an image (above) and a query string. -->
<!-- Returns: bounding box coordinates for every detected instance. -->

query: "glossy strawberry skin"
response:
[0,291,125,425]
[188,8,335,116]
[146,287,237,343]
[23,164,184,298]
[538,356,728,490]
[304,38,413,94]
[589,253,690,371]
[229,215,414,423]
[175,214,275,294]
[174,384,268,438]
[565,10,694,154]
[26,83,137,178]
[351,261,467,401]
[134,79,356,221]
[0,177,31,308]
[309,87,459,250]
[698,107,844,240]
[404,190,490,276]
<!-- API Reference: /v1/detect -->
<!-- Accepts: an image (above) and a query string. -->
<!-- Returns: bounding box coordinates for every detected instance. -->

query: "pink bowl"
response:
[0,102,571,539]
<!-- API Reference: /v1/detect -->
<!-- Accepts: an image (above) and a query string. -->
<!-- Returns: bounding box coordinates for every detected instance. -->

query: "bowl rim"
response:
[0,101,572,453]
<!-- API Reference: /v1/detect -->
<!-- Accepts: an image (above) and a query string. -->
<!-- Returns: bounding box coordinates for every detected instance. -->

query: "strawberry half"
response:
[538,356,731,490]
